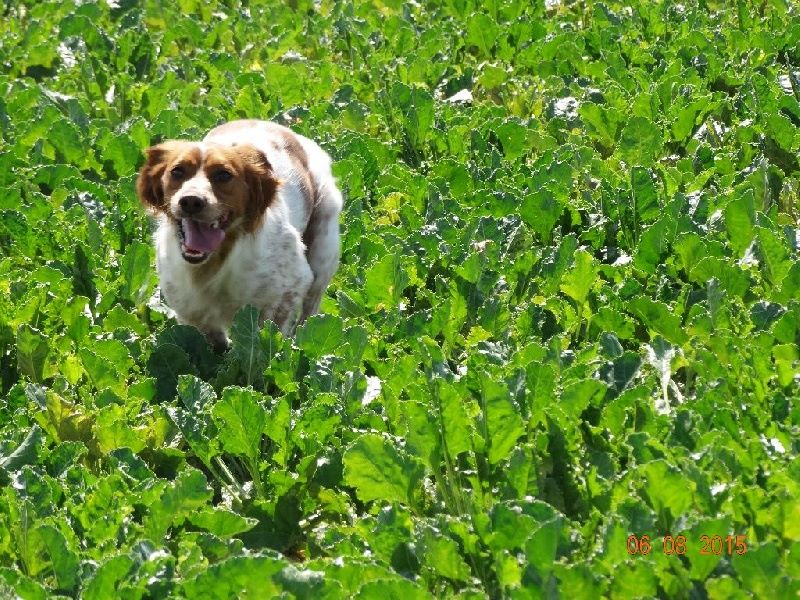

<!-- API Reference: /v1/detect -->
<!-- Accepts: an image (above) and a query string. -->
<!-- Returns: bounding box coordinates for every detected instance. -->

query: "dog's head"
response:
[136,141,278,264]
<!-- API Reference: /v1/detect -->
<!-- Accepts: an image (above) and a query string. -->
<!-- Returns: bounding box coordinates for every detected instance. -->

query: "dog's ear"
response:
[238,145,279,232]
[136,142,175,211]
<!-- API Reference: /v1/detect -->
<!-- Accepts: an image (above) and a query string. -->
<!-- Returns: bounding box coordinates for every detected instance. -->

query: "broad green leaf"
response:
[390,83,433,150]
[617,116,662,166]
[481,379,525,464]
[775,261,800,302]
[182,556,284,599]
[724,189,755,257]
[354,579,430,600]
[466,13,499,58]
[495,120,529,161]
[560,249,598,306]
[732,543,781,598]
[687,517,732,580]
[342,325,368,366]
[417,526,471,582]
[44,441,87,479]
[212,387,267,462]
[144,468,213,540]
[560,379,607,415]
[631,166,660,223]
[79,348,123,394]
[690,257,750,298]
[640,460,694,522]
[94,404,146,453]
[604,351,642,393]
[579,102,622,147]
[628,297,688,345]
[520,189,563,241]
[263,396,291,458]
[0,211,34,257]
[540,234,578,293]
[317,560,407,594]
[157,325,219,377]
[489,503,540,552]
[72,243,97,307]
[552,563,605,597]
[610,560,658,597]
[525,518,561,573]
[671,95,711,142]
[188,508,258,538]
[296,313,344,358]
[765,112,797,152]
[31,524,79,592]
[146,343,197,401]
[364,252,410,310]
[82,556,134,600]
[119,240,153,305]
[177,374,217,412]
[757,226,792,287]
[16,325,49,383]
[343,433,425,506]
[399,398,438,467]
[600,332,624,358]
[168,405,218,468]
[0,567,48,600]
[230,305,265,387]
[108,448,154,482]
[592,308,636,340]
[275,564,342,598]
[437,381,473,458]
[32,390,94,446]
[0,424,42,475]
[49,119,85,165]
[634,216,675,273]
[102,133,141,176]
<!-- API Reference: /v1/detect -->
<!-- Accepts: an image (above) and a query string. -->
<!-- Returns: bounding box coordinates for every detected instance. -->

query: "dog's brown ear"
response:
[136,145,167,210]
[136,143,174,211]
[238,145,279,232]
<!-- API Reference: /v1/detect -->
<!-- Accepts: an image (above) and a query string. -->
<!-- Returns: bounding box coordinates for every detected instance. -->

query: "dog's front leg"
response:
[261,291,303,337]
[205,329,230,354]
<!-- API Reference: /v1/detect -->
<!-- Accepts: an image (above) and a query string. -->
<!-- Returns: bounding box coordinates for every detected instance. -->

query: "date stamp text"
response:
[627,534,748,556]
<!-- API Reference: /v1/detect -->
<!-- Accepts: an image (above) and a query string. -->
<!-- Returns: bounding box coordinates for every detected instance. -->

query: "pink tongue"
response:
[182,218,225,253]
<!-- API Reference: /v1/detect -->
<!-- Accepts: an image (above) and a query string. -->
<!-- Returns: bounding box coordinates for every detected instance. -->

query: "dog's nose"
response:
[179,195,207,214]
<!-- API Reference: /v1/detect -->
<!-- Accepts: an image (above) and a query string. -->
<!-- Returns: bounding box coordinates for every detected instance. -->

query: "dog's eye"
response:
[170,166,185,179]
[212,170,233,183]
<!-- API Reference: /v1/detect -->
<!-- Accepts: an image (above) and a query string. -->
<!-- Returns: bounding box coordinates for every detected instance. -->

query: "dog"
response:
[136,119,342,350]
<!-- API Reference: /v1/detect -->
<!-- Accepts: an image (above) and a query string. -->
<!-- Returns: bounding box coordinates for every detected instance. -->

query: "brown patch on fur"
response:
[301,196,337,257]
[136,141,200,211]
[207,120,316,217]
[229,144,279,233]
[278,128,316,217]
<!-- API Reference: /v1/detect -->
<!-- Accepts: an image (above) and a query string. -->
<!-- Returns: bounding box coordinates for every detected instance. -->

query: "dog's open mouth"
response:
[177,215,229,263]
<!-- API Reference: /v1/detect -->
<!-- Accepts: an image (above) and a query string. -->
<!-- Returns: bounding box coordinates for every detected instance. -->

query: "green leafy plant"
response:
[0,0,798,597]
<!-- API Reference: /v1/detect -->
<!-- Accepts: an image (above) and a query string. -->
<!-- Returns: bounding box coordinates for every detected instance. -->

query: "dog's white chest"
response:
[155,212,312,334]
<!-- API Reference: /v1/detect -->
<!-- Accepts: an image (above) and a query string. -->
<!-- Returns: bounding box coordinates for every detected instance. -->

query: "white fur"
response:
[154,122,342,345]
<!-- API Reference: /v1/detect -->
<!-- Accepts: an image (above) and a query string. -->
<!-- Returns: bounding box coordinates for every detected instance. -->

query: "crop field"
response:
[1,0,799,597]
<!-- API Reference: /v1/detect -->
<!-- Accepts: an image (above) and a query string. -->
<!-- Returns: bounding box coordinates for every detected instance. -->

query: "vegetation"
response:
[0,0,799,597]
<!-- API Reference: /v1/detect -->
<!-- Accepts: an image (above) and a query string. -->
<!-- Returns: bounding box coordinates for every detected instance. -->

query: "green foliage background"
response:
[1,0,799,597]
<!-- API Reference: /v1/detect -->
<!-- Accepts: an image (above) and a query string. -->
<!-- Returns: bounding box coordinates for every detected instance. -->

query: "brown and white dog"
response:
[136,120,342,350]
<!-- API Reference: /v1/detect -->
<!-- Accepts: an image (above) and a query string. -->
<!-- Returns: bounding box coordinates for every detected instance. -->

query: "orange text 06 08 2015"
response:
[626,534,748,556]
